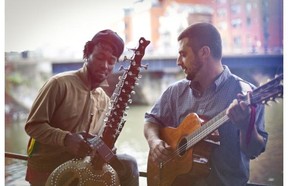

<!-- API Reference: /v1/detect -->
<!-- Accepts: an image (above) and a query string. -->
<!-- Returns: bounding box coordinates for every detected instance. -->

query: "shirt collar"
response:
[214,65,231,91]
[189,65,231,97]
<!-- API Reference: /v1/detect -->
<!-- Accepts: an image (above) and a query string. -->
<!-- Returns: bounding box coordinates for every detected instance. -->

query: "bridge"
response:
[52,54,283,104]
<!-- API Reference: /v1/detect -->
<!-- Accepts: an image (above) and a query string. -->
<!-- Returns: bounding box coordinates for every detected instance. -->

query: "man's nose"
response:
[176,57,182,66]
[100,60,109,69]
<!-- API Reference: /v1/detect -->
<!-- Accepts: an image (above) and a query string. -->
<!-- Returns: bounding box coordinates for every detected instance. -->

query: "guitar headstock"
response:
[250,74,283,105]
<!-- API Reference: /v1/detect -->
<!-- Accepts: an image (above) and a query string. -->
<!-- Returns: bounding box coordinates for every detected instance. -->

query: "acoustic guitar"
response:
[147,74,283,186]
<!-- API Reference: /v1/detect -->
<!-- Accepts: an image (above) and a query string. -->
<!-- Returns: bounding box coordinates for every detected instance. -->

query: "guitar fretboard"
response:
[186,110,229,149]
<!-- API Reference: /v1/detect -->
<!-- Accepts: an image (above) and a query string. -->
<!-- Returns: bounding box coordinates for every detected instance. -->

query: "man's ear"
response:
[199,46,210,58]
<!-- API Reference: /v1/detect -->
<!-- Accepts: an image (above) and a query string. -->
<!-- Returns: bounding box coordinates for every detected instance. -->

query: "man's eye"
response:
[109,59,117,65]
[96,56,105,61]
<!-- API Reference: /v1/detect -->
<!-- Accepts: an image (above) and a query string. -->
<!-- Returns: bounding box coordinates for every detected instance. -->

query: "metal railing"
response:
[5,152,147,177]
[5,152,268,185]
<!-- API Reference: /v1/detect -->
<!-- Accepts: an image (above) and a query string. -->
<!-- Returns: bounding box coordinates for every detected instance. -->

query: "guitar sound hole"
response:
[178,138,188,156]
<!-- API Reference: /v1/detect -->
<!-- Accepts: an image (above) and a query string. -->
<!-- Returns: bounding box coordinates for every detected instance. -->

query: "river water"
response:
[5,103,283,186]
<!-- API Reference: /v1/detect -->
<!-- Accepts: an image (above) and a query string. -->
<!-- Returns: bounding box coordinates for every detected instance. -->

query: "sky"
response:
[5,0,149,53]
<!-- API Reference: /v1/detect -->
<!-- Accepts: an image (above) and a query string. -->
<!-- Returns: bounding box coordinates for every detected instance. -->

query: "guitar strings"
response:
[160,75,283,167]
[161,113,229,167]
[162,114,228,166]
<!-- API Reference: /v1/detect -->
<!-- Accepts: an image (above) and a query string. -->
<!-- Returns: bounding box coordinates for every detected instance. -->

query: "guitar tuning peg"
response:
[265,101,270,106]
[274,99,279,103]
[131,91,136,95]
[138,74,142,78]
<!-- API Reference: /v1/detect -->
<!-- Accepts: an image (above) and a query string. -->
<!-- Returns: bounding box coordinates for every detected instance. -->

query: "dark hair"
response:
[178,23,222,60]
[83,29,124,60]
[83,41,95,60]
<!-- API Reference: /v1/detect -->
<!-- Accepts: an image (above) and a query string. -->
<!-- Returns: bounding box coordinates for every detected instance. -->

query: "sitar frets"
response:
[102,62,141,148]
[101,37,150,149]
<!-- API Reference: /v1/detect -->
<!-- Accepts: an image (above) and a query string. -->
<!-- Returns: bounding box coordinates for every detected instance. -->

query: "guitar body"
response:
[147,113,218,186]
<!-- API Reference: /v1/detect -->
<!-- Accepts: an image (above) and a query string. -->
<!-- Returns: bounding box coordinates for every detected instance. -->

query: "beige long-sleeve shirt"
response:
[25,64,110,171]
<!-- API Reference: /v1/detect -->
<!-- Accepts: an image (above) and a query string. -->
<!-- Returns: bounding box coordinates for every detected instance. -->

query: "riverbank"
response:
[5,102,283,185]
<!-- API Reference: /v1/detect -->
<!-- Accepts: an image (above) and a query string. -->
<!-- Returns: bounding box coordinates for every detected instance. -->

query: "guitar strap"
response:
[238,79,257,145]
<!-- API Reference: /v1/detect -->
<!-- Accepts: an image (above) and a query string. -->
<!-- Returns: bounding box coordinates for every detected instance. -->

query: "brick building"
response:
[123,0,283,55]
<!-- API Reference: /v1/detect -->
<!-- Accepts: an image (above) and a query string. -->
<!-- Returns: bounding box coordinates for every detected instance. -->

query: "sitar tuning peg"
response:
[141,64,149,70]
[118,65,128,71]
[128,48,137,52]
[128,99,133,104]
[123,56,129,61]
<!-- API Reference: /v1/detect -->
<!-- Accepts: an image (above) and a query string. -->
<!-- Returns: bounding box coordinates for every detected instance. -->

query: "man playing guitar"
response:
[144,23,269,186]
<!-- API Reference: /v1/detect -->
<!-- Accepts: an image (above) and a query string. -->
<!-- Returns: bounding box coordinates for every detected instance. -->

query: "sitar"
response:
[147,74,283,186]
[46,37,150,186]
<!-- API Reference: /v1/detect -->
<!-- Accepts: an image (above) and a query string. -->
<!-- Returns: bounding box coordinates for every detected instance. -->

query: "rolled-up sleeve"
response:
[144,87,174,127]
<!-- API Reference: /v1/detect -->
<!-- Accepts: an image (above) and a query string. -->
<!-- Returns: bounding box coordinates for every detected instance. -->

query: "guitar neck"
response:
[186,110,229,148]
[185,74,283,149]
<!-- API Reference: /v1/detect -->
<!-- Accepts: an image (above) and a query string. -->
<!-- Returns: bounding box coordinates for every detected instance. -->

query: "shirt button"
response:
[199,109,204,114]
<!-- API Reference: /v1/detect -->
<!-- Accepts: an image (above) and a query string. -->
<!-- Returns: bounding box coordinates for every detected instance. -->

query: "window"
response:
[231,18,242,28]
[231,4,241,14]
[233,36,242,47]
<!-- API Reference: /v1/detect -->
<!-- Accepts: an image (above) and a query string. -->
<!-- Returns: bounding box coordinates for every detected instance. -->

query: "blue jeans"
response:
[116,154,139,186]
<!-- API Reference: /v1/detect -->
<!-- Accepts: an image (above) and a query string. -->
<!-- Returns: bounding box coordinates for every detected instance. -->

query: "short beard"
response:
[186,60,202,81]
